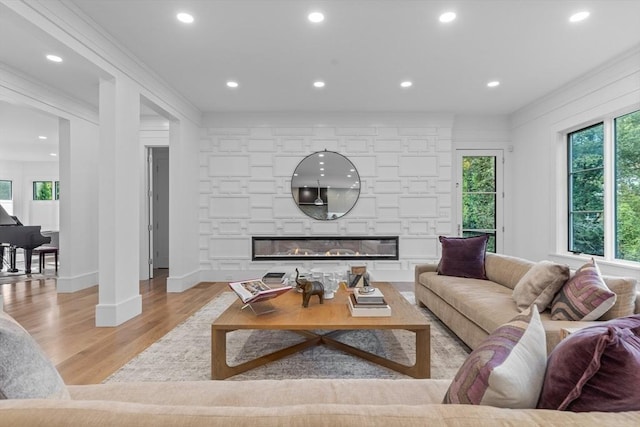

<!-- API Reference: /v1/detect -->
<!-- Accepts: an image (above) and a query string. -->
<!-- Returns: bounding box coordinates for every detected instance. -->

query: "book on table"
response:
[353,287,385,304]
[347,294,392,317]
[228,279,293,304]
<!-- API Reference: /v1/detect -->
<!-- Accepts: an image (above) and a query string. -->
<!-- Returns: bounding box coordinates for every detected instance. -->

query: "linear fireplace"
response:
[251,236,399,261]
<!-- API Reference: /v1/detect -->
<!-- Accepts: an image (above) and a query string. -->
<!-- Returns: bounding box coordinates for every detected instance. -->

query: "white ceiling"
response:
[2,0,640,159]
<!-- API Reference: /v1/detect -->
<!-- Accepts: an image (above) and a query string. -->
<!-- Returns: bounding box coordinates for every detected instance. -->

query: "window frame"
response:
[564,107,640,264]
[567,122,605,256]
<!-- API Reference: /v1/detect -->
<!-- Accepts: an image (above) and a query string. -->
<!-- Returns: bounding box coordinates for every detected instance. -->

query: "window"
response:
[568,123,604,256]
[55,181,60,200]
[456,150,504,253]
[33,181,53,200]
[0,180,11,200]
[567,109,640,263]
[615,110,640,262]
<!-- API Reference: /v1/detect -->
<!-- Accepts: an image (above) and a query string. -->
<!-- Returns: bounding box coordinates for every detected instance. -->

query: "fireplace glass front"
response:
[252,236,399,261]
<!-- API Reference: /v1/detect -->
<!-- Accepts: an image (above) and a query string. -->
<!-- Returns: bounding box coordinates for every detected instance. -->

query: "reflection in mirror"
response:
[291,151,360,220]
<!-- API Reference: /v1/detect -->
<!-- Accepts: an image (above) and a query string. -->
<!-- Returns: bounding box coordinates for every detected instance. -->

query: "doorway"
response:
[148,146,169,277]
[455,150,504,252]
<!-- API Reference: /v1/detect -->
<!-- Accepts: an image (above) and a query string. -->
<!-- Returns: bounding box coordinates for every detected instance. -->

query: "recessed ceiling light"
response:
[313,81,325,88]
[46,54,63,63]
[439,12,457,23]
[400,81,413,88]
[226,81,239,88]
[177,12,194,24]
[308,12,324,23]
[487,81,500,88]
[49,153,57,157]
[569,11,590,23]
[38,136,47,140]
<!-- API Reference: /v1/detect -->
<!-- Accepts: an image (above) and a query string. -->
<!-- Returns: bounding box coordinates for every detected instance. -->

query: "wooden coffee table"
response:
[211,282,430,379]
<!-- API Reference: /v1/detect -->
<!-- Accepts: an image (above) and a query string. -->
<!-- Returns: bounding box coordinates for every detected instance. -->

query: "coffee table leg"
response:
[211,328,229,380]
[414,326,430,379]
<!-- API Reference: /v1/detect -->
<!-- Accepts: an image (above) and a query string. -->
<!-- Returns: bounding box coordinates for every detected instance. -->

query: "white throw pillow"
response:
[443,307,547,408]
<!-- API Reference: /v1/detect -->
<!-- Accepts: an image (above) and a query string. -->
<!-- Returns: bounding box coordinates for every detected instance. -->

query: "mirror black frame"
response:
[291,150,361,220]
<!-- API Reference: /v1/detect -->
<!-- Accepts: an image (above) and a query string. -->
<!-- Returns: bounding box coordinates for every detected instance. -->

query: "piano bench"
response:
[34,246,58,273]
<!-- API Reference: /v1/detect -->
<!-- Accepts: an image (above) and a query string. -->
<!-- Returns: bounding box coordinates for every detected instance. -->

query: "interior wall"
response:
[199,113,455,282]
[0,160,59,230]
[510,46,640,277]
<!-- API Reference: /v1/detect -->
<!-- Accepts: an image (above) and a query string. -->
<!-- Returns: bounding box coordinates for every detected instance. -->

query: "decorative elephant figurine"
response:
[295,268,324,307]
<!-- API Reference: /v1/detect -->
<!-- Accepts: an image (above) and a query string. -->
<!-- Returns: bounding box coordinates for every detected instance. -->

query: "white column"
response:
[166,119,201,292]
[95,76,142,326]
[57,117,100,292]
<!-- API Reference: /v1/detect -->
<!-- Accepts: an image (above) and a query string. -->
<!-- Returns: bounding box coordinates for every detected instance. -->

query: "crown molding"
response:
[0,63,98,124]
[2,0,202,126]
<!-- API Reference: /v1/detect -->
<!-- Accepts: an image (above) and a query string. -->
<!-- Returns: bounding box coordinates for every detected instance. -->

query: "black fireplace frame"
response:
[251,236,399,261]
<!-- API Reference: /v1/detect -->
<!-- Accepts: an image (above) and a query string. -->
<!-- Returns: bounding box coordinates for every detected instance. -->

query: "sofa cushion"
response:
[551,259,616,321]
[0,311,69,400]
[437,235,489,279]
[537,314,640,412]
[484,253,534,290]
[419,272,518,334]
[512,261,569,312]
[443,307,547,408]
[600,276,638,320]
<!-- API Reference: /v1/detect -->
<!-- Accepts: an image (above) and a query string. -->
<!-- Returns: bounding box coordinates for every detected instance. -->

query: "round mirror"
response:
[291,150,361,220]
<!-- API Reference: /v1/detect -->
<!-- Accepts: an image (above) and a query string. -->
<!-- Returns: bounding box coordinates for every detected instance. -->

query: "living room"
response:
[1,1,639,423]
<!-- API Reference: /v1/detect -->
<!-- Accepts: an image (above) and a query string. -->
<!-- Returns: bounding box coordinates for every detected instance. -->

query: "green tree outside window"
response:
[568,124,605,256]
[33,181,53,201]
[462,156,497,252]
[0,180,11,200]
[615,110,640,262]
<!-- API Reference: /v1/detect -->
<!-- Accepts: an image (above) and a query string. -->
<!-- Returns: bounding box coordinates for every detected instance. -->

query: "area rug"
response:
[104,291,470,382]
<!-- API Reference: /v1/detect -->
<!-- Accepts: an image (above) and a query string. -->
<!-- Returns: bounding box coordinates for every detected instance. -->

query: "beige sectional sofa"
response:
[2,379,640,426]
[2,253,639,425]
[415,252,640,354]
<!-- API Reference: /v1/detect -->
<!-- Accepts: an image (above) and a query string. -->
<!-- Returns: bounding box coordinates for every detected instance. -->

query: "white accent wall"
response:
[199,113,456,282]
[510,46,640,279]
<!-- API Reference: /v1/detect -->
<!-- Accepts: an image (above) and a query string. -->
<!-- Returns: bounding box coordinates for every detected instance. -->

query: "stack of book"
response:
[347,287,391,317]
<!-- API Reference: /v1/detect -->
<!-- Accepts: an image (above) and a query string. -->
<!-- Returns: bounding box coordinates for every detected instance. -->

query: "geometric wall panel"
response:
[200,116,454,280]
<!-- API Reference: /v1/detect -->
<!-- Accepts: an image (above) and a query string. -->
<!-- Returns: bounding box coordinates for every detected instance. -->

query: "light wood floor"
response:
[1,272,413,385]
[2,271,227,384]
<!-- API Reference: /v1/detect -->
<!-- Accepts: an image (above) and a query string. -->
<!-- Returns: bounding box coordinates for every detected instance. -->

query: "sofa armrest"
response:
[415,263,438,285]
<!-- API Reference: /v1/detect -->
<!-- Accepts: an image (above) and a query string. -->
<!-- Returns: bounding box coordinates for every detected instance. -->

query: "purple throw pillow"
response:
[437,235,489,279]
[537,314,640,412]
[550,258,616,321]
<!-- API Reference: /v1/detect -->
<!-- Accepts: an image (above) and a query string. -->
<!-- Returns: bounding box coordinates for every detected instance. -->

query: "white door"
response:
[455,150,504,252]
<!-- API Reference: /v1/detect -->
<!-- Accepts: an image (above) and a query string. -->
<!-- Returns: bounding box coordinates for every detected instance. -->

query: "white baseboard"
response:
[166,269,201,293]
[56,271,98,293]
[95,294,142,327]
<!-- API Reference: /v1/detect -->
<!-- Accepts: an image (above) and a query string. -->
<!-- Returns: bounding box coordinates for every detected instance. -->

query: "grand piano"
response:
[0,205,51,274]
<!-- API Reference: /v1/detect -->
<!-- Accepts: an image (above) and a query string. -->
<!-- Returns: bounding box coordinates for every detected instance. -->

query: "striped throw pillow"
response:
[551,258,616,321]
[443,306,547,408]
